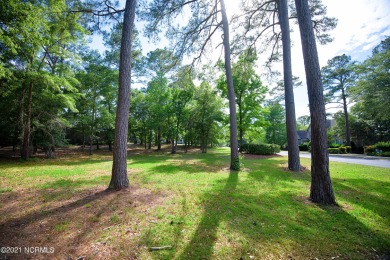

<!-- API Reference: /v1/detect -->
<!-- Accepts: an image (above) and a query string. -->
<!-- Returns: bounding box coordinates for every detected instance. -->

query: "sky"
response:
[89,0,390,118]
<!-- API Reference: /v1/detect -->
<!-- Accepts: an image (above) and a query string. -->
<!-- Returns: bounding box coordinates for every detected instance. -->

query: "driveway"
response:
[278,151,390,169]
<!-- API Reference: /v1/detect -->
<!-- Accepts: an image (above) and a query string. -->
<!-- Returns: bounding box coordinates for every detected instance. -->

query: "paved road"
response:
[278,151,390,169]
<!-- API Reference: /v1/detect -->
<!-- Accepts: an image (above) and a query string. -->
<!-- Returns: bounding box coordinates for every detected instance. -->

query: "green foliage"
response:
[322,54,357,105]
[352,37,390,122]
[264,102,286,146]
[328,148,340,154]
[299,143,310,151]
[240,143,280,155]
[297,115,310,130]
[364,145,376,155]
[381,152,390,157]
[364,142,390,156]
[216,50,267,146]
[375,142,390,152]
[344,146,351,153]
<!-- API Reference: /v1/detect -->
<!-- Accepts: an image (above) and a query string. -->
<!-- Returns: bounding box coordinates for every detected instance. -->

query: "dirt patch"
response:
[0,185,171,259]
[281,164,309,173]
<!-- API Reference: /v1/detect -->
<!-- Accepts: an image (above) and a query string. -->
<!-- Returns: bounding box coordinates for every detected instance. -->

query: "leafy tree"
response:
[264,101,286,146]
[351,37,390,131]
[217,50,267,148]
[295,0,335,204]
[141,0,240,170]
[297,115,310,130]
[321,54,357,146]
[193,82,224,153]
[169,66,195,153]
[145,73,171,150]
[73,50,117,154]
[0,0,85,159]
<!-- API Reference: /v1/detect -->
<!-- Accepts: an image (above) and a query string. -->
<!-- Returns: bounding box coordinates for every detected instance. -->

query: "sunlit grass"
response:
[0,147,389,259]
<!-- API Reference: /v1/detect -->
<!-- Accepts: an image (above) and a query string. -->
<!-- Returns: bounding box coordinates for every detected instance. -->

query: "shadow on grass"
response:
[333,178,390,220]
[141,156,389,259]
[179,172,238,259]
[0,184,165,259]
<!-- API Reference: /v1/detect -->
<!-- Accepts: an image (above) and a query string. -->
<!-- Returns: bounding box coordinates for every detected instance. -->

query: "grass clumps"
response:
[0,146,389,259]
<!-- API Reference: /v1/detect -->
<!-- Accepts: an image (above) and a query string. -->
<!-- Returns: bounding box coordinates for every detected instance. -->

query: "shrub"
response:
[364,145,376,155]
[328,148,340,154]
[240,143,281,155]
[381,151,390,157]
[343,146,351,153]
[329,143,341,148]
[339,147,347,154]
[299,143,309,151]
[375,142,390,152]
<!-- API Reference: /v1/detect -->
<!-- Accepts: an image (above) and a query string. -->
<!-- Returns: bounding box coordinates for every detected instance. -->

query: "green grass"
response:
[0,147,389,259]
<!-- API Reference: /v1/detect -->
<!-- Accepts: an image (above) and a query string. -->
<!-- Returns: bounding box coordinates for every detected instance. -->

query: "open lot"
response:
[0,146,389,259]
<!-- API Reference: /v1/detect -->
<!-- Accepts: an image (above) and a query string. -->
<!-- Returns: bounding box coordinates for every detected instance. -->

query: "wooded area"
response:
[0,0,389,258]
[1,0,389,198]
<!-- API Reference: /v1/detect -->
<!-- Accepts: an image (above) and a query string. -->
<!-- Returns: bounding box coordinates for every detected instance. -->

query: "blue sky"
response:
[89,0,390,118]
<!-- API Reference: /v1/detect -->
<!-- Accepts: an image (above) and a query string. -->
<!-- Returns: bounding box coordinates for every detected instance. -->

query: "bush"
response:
[240,143,281,155]
[328,148,340,154]
[299,143,309,151]
[381,151,390,157]
[339,147,347,154]
[364,145,376,155]
[329,143,341,148]
[343,146,351,153]
[375,142,390,152]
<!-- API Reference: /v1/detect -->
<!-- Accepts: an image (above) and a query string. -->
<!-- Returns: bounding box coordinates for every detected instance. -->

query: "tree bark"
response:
[220,0,239,170]
[277,0,300,171]
[21,82,33,160]
[295,0,335,204]
[341,89,351,146]
[239,103,243,147]
[109,0,137,190]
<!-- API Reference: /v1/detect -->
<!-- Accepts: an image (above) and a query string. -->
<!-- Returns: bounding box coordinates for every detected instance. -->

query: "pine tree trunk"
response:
[342,90,351,146]
[295,0,335,204]
[21,82,33,160]
[220,0,239,170]
[277,0,300,171]
[171,139,175,154]
[109,0,137,190]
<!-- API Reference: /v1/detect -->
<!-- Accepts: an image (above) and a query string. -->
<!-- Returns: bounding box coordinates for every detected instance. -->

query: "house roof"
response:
[297,130,310,140]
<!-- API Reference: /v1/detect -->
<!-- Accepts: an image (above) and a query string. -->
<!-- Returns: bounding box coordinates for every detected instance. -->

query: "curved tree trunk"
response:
[220,0,239,170]
[277,0,300,171]
[108,0,137,190]
[295,0,335,204]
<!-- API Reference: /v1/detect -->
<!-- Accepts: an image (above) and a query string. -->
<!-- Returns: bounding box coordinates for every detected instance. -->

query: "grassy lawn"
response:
[0,146,389,259]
